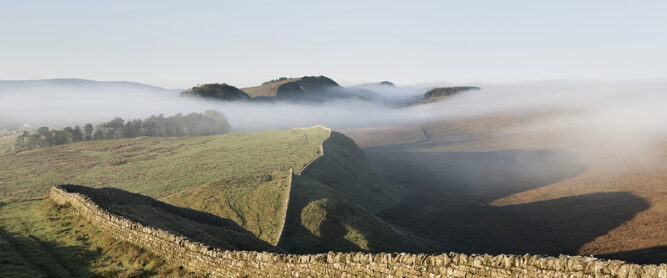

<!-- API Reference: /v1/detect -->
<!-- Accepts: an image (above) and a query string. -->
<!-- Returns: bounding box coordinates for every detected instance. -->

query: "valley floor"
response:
[343,112,667,265]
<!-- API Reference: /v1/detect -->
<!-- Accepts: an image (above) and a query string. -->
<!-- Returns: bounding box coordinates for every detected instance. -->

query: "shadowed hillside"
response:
[55,185,281,252]
[300,132,407,213]
[278,174,425,253]
[346,113,667,264]
[163,129,422,253]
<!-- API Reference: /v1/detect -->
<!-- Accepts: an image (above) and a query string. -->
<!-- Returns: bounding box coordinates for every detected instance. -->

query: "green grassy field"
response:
[0,128,328,202]
[0,128,327,244]
[300,132,407,213]
[0,127,423,254]
[0,199,190,277]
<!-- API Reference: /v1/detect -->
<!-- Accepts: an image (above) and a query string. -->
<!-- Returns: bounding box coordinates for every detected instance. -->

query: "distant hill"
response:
[423,86,480,98]
[181,76,375,102]
[241,75,380,101]
[0,78,178,94]
[0,127,427,253]
[242,76,340,99]
[180,83,250,101]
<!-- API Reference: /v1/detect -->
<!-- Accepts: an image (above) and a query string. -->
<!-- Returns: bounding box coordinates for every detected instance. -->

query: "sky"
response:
[1,0,666,88]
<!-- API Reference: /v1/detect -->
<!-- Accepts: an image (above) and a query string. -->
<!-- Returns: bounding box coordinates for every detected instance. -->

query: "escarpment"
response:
[49,184,667,277]
[159,127,421,253]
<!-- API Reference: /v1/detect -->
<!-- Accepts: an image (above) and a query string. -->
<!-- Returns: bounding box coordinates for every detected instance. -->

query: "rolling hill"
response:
[179,83,250,101]
[0,127,423,254]
[241,76,340,98]
[0,78,178,95]
[179,76,379,102]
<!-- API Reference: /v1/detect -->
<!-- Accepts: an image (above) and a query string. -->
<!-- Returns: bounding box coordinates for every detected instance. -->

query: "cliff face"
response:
[49,184,667,277]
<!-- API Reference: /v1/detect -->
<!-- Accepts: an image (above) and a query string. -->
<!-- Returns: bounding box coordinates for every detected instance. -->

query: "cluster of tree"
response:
[179,83,250,101]
[261,77,290,85]
[424,86,480,98]
[14,110,230,152]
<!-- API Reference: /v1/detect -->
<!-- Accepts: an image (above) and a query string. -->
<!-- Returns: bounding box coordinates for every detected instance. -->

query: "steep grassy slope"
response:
[58,185,282,253]
[0,128,328,244]
[0,199,190,277]
[278,174,425,253]
[163,131,416,252]
[300,132,407,213]
[161,173,292,244]
[0,127,421,253]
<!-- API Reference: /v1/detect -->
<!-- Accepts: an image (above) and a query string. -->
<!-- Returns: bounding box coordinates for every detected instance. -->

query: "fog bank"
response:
[2,79,666,163]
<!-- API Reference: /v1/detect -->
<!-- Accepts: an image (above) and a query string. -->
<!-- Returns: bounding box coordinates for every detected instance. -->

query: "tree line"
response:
[14,110,230,152]
[424,86,480,98]
[261,77,290,85]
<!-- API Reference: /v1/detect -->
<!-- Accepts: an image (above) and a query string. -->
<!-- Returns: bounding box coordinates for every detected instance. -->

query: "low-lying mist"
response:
[2,79,666,166]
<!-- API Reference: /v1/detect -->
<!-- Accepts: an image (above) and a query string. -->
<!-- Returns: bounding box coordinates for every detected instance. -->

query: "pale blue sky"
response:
[1,0,666,88]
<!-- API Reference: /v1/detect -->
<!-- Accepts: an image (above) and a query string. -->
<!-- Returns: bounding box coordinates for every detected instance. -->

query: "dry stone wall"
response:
[50,185,666,278]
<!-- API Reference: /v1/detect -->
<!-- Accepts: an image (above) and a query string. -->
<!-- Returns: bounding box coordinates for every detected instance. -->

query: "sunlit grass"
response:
[0,199,190,277]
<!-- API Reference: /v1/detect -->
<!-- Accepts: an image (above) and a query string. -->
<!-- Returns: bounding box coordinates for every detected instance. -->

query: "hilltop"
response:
[180,83,250,100]
[183,76,380,102]
[0,127,424,254]
[241,76,340,98]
